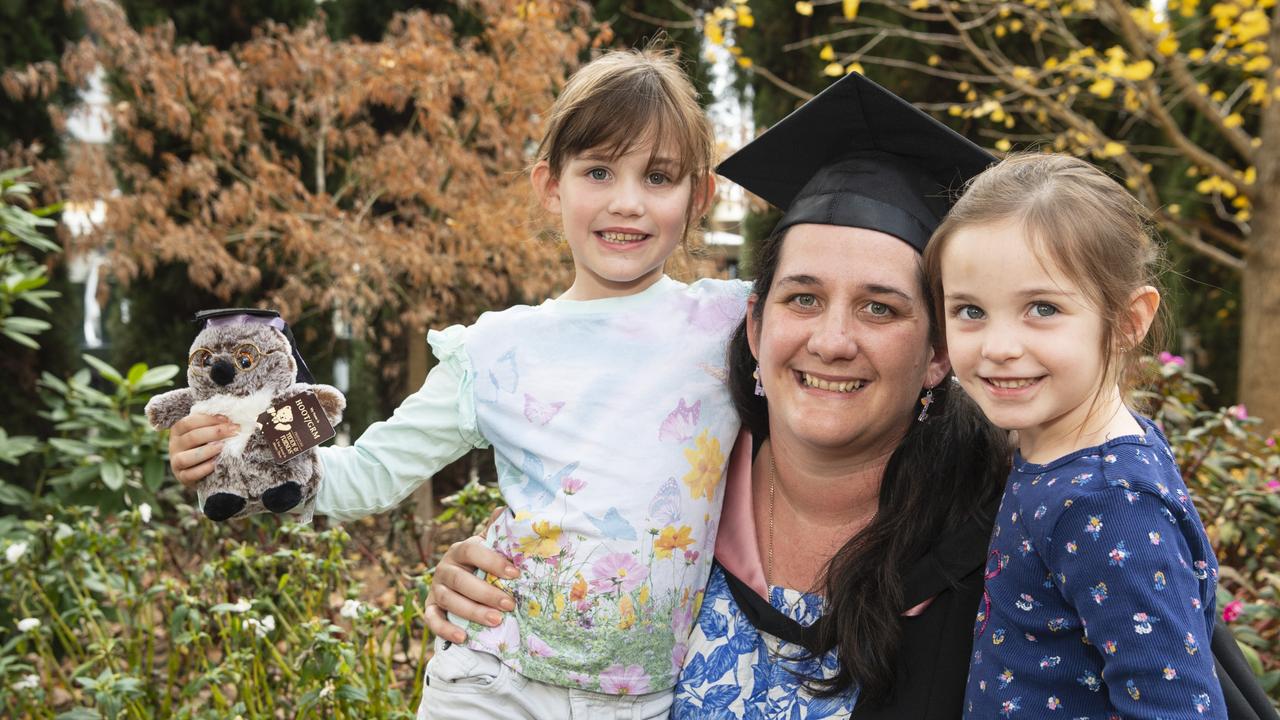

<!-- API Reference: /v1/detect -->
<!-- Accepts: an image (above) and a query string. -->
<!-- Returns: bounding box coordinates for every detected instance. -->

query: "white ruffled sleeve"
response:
[314,324,488,522]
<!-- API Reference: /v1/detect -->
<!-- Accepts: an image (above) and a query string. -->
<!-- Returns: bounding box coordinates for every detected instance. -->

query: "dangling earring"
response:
[753,364,766,397]
[917,387,934,422]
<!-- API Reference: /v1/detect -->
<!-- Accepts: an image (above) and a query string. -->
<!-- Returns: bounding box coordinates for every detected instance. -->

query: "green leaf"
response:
[1237,638,1264,675]
[55,709,103,720]
[92,415,131,434]
[48,437,94,457]
[126,363,147,386]
[48,464,103,487]
[82,354,124,385]
[22,293,55,313]
[0,480,33,505]
[336,684,369,702]
[144,455,164,492]
[169,605,190,637]
[100,462,125,490]
[0,166,33,184]
[39,371,69,394]
[0,431,39,464]
[136,365,180,391]
[1,316,51,333]
[8,271,49,293]
[1,328,40,349]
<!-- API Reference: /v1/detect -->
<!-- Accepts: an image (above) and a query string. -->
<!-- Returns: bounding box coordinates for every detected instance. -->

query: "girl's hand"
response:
[168,413,239,489]
[425,536,519,644]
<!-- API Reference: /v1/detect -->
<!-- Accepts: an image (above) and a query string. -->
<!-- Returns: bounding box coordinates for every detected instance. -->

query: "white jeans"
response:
[418,641,674,720]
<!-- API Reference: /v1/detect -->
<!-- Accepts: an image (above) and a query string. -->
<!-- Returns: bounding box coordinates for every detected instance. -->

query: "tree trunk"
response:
[1237,9,1280,434]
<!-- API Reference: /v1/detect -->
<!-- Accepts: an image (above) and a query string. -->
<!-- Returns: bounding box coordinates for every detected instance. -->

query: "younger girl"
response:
[169,48,747,719]
[924,153,1225,718]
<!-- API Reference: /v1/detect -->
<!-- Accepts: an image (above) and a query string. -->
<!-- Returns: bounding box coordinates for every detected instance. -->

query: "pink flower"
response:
[598,663,651,695]
[589,552,648,595]
[567,671,591,686]
[672,604,694,637]
[1222,600,1244,623]
[683,549,700,565]
[473,618,520,655]
[561,476,586,495]
[526,633,555,657]
[659,398,701,443]
[1158,351,1185,367]
[671,642,688,674]
[1230,404,1249,420]
[1266,437,1276,448]
[1267,480,1280,493]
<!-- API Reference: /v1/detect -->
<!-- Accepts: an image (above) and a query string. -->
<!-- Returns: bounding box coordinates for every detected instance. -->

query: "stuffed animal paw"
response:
[146,309,345,521]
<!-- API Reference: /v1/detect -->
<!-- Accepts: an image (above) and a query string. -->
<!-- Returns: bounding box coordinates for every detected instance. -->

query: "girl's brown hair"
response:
[923,152,1168,401]
[534,45,715,246]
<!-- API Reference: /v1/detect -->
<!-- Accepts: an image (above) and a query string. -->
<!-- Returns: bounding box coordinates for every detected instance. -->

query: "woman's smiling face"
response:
[748,224,950,458]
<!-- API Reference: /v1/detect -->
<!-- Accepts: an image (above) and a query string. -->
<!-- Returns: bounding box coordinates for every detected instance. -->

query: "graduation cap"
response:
[717,72,995,253]
[193,308,315,384]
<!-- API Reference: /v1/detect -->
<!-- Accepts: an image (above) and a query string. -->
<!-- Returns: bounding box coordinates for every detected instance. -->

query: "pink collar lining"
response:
[715,429,769,598]
[713,429,934,616]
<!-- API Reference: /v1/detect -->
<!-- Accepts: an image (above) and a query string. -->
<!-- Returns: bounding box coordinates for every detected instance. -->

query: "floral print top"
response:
[673,563,857,719]
[452,276,750,693]
[964,415,1225,719]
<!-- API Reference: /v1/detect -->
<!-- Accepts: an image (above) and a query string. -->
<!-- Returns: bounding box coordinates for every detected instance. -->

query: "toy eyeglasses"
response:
[189,343,283,371]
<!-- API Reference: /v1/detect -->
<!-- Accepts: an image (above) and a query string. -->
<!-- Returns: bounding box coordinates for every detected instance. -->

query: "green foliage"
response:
[0,509,430,719]
[0,167,60,350]
[0,342,179,514]
[33,356,179,513]
[1141,354,1280,696]
[434,478,505,531]
[0,165,63,507]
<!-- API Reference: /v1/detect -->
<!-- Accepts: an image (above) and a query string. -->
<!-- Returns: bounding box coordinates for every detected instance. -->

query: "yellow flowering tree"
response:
[696,0,1280,428]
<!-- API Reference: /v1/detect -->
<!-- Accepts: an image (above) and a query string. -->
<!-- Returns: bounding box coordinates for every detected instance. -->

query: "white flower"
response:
[54,524,73,542]
[139,503,152,524]
[230,598,252,614]
[6,541,28,564]
[319,680,335,698]
[340,599,363,619]
[17,617,41,632]
[245,614,276,638]
[11,674,39,691]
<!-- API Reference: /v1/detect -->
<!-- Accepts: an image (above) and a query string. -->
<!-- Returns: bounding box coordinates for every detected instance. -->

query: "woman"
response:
[426,71,1010,718]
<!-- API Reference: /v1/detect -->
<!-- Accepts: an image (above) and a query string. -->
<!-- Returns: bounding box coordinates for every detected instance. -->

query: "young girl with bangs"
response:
[924,153,1226,718]
[169,48,747,718]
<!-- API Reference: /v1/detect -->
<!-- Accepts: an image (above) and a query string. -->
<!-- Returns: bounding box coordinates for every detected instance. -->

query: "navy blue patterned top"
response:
[964,415,1225,719]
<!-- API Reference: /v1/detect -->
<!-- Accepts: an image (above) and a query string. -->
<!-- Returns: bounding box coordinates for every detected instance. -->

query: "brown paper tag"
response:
[256,390,336,464]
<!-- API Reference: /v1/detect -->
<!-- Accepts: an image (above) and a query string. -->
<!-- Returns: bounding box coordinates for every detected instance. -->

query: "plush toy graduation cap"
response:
[717,71,995,252]
[193,308,314,384]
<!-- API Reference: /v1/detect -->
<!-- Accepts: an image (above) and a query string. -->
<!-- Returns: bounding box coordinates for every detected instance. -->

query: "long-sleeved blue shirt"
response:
[965,415,1225,719]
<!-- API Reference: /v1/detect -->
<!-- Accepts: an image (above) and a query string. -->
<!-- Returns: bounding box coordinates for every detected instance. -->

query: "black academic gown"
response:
[722,504,1277,720]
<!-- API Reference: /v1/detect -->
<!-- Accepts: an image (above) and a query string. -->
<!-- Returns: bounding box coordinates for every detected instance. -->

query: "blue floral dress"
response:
[964,415,1224,718]
[672,564,857,719]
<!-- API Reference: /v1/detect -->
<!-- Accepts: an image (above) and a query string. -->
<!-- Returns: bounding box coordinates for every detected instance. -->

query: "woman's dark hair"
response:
[728,228,1009,705]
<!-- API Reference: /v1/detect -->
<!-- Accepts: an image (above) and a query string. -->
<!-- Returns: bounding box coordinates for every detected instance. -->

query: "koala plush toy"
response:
[146,309,345,521]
